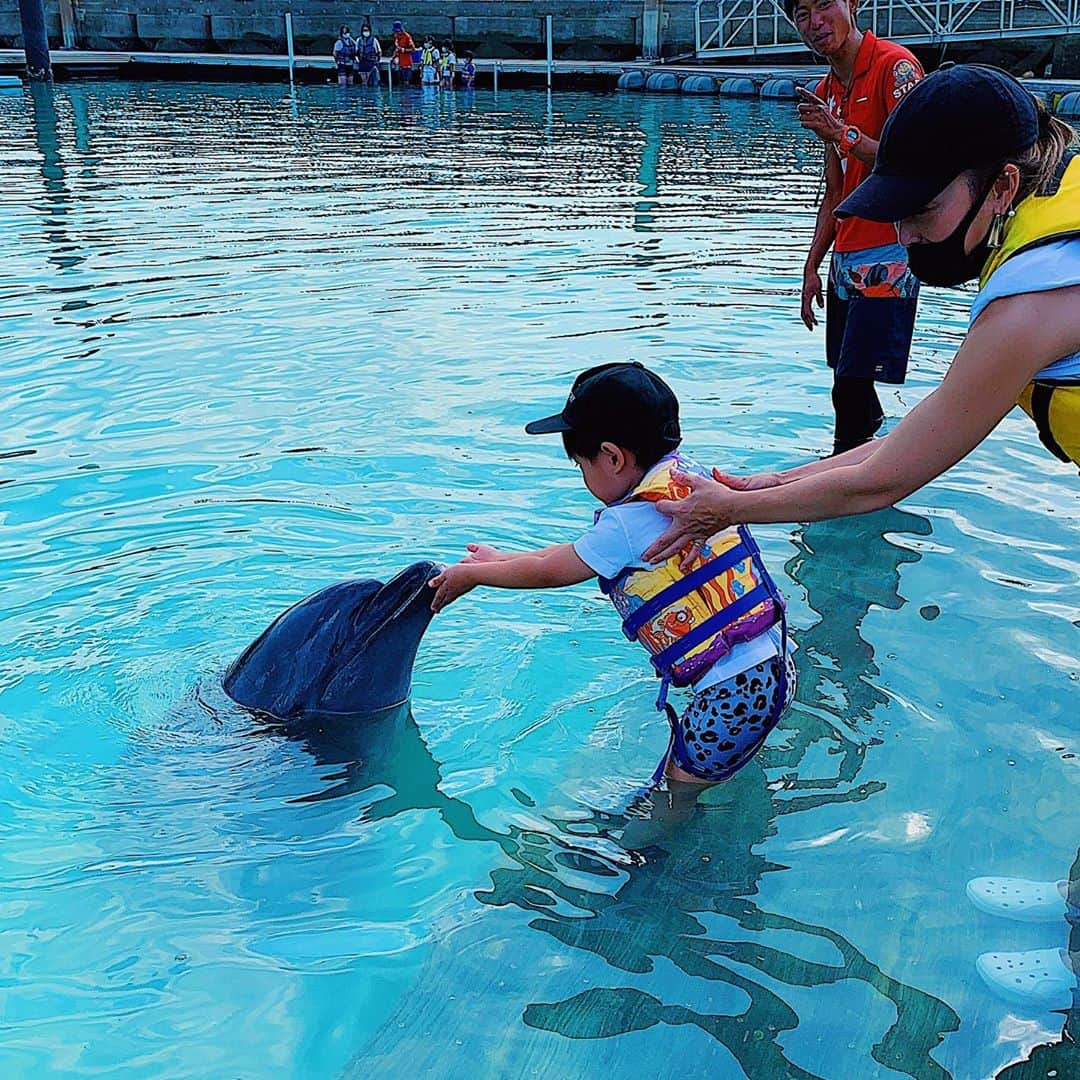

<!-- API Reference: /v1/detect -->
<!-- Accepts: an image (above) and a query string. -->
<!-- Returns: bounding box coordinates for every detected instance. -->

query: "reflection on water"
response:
[763,508,933,784]
[517,782,958,1080]
[350,509,962,1079]
[511,514,957,1079]
[238,694,510,853]
[28,84,80,274]
[1,81,1077,1079]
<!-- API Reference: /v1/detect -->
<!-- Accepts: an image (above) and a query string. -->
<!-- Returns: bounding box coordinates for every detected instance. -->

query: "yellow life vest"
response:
[599,454,785,707]
[979,154,1080,289]
[979,153,1080,466]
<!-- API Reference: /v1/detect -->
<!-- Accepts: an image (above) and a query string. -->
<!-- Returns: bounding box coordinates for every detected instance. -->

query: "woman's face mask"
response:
[905,172,1001,287]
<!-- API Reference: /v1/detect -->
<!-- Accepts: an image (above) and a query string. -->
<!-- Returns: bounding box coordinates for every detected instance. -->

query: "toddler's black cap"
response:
[525,362,680,446]
[837,64,1040,223]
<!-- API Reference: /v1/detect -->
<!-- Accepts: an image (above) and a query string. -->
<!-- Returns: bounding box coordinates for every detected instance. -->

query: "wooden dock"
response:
[0,47,823,84]
[1,49,1076,101]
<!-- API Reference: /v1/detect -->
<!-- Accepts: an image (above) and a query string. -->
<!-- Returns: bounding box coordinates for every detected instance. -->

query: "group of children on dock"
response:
[332,24,477,89]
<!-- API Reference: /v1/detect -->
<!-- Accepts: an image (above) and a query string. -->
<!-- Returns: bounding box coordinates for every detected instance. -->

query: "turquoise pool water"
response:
[1,80,1077,1078]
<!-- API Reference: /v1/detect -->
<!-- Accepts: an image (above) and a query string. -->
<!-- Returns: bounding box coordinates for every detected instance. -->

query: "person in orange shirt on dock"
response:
[391,20,416,85]
[788,0,924,455]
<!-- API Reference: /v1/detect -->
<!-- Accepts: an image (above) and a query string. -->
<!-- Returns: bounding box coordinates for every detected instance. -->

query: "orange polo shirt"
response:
[815,32,923,252]
[394,31,415,68]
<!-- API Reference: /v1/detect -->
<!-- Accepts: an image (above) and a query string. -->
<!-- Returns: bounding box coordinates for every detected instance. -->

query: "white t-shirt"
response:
[573,497,783,690]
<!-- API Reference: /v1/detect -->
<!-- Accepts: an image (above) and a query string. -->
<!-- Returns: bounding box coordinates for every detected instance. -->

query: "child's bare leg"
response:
[665,759,714,786]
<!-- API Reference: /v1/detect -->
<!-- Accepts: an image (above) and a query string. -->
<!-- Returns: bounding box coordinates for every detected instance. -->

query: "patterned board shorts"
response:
[667,653,797,783]
[826,242,919,384]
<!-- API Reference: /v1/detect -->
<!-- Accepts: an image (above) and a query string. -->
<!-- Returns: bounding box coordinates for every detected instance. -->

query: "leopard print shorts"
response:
[667,653,796,782]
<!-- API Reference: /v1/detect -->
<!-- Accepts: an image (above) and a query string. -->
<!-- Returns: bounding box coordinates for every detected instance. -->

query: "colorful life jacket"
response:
[598,453,786,709]
[421,46,439,67]
[980,152,1080,465]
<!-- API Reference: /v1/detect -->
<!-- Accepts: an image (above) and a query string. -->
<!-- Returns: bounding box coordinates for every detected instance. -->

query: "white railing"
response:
[695,0,1080,56]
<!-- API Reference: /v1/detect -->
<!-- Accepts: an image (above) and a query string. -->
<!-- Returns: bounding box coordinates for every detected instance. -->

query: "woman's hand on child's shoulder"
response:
[644,470,741,564]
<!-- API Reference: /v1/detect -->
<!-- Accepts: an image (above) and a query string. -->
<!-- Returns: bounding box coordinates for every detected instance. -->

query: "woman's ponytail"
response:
[1014,98,1078,201]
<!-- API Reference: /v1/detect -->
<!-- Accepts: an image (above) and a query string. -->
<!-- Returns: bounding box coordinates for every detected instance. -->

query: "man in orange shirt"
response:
[788,0,924,454]
[392,20,416,84]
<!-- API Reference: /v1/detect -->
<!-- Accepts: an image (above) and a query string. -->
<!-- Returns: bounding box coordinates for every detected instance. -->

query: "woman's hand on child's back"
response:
[644,470,744,565]
[428,564,477,613]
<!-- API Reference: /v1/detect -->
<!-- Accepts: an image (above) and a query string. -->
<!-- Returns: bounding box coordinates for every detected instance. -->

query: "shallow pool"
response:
[1,80,1077,1078]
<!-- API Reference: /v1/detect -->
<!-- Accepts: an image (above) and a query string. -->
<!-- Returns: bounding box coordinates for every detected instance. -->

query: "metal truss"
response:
[695,0,1080,56]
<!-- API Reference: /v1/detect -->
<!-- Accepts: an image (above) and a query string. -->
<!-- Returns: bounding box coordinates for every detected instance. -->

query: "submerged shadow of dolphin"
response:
[220,560,510,849]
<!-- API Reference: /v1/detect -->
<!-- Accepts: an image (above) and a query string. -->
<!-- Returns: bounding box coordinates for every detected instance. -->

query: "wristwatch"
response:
[840,125,862,153]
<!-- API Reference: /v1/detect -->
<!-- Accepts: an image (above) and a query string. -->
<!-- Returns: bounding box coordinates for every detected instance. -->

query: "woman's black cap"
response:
[837,64,1040,223]
[525,362,680,446]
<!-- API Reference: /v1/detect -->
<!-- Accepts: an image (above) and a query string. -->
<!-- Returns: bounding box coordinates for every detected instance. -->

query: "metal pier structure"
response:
[695,0,1080,57]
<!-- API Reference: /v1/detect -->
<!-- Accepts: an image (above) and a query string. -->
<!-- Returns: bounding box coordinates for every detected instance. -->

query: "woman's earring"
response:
[987,208,1015,250]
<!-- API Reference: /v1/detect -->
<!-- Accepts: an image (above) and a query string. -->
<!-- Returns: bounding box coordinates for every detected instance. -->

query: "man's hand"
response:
[801,266,824,330]
[797,98,844,145]
[429,564,478,613]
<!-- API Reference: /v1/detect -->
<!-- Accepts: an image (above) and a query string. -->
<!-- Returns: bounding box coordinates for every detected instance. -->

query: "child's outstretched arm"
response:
[429,543,593,613]
[461,542,568,564]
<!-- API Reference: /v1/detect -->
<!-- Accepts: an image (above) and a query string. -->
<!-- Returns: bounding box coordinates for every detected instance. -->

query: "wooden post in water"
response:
[284,10,295,86]
[545,14,553,89]
[17,0,52,80]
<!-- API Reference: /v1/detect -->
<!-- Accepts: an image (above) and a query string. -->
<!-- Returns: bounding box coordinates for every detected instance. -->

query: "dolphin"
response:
[223,559,442,721]
[212,559,511,849]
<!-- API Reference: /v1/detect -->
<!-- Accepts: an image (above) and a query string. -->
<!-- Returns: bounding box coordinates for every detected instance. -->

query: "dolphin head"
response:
[223,560,442,720]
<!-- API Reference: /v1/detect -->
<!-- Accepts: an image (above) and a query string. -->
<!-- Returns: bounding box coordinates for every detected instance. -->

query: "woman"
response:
[355,25,382,87]
[332,26,356,87]
[645,65,1079,563]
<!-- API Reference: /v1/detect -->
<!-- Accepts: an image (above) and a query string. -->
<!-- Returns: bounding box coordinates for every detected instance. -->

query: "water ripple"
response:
[0,81,1076,1079]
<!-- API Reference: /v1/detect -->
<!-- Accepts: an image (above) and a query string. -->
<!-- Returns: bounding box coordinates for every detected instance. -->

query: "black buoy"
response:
[17,0,52,81]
